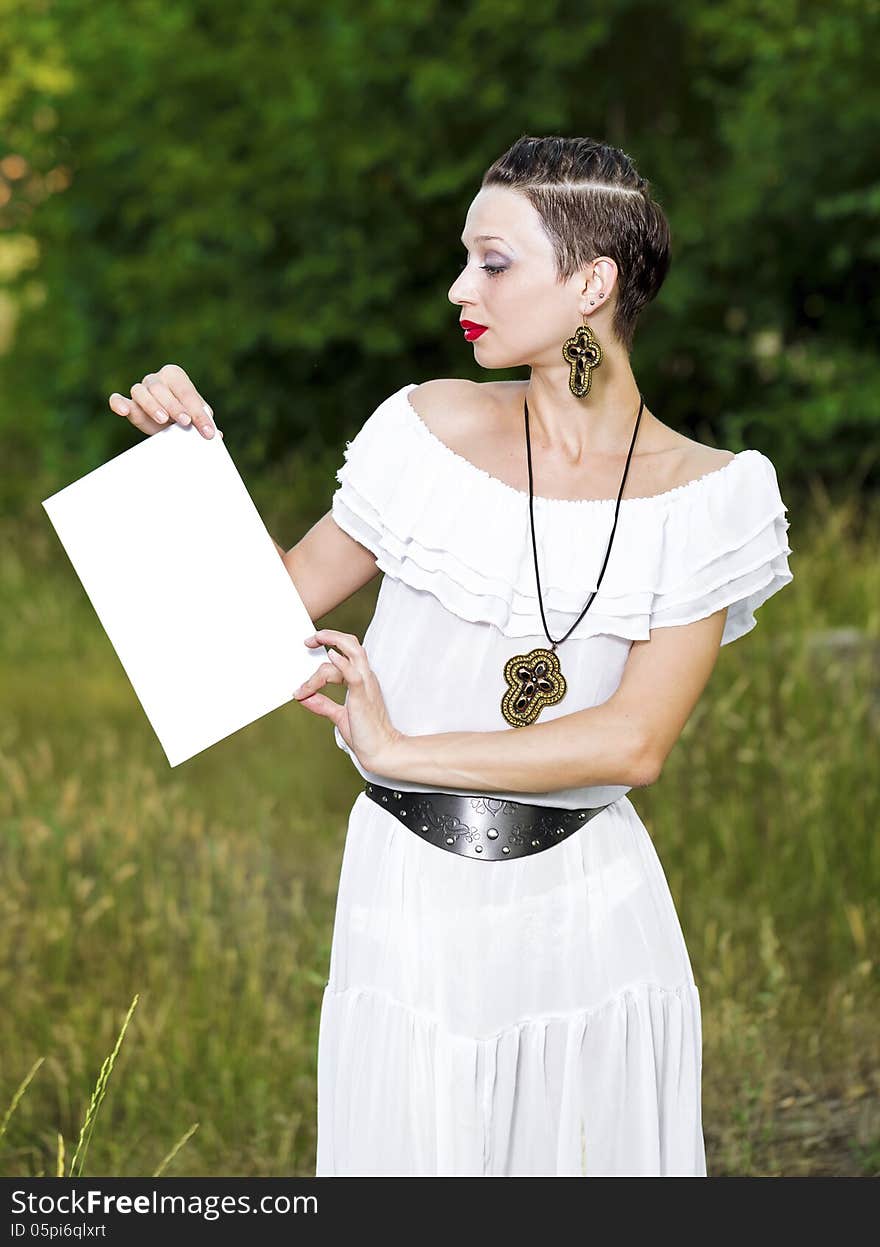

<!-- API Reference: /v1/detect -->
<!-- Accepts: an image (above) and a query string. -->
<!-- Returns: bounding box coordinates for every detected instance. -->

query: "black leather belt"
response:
[363,781,614,861]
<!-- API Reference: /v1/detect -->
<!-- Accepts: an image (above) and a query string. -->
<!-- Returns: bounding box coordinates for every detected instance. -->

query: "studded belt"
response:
[363,781,614,861]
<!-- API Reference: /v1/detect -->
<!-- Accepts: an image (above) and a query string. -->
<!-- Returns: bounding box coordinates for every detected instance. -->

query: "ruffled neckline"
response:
[399,381,754,510]
[332,382,793,646]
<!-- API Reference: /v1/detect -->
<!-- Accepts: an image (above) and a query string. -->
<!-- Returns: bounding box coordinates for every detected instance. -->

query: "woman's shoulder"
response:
[406,377,739,499]
[405,377,483,444]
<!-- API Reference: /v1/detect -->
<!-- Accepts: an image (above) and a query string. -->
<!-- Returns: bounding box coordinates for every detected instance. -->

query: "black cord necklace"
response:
[500,391,646,727]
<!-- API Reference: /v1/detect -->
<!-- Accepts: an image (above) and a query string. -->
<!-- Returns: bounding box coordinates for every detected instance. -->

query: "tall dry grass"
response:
[1,476,877,1176]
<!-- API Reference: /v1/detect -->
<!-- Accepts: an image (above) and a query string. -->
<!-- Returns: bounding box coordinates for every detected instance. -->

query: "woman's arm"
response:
[276,511,381,623]
[389,698,653,792]
[385,607,729,794]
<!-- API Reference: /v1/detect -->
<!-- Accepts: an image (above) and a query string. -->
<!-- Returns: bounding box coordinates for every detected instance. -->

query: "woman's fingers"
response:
[128,377,215,441]
[304,632,364,685]
[294,660,345,700]
[110,393,166,435]
[157,363,218,438]
[135,374,192,429]
[306,630,362,662]
[109,363,221,441]
[294,691,345,727]
[129,381,175,428]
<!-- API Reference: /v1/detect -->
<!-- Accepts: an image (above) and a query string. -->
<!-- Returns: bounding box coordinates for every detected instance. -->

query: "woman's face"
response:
[448,185,609,371]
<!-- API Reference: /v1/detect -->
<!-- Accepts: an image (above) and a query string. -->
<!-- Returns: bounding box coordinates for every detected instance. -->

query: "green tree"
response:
[1,0,877,509]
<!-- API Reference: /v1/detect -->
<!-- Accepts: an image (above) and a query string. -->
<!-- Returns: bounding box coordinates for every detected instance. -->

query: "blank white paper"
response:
[42,421,331,766]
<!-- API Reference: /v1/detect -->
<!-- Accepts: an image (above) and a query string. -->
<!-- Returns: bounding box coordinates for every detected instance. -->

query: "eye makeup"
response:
[458,260,507,277]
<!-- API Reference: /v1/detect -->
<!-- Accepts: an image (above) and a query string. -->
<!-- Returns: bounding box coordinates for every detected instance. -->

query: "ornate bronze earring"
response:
[561,311,603,398]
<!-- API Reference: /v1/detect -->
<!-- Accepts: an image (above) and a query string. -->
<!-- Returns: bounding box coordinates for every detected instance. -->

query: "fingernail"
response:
[156,409,168,422]
[203,425,214,439]
[178,413,191,426]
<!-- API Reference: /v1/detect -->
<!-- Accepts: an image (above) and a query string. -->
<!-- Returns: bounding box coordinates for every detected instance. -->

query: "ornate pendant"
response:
[501,646,567,727]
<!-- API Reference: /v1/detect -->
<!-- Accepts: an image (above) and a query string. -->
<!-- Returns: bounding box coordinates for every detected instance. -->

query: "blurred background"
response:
[1,0,878,1177]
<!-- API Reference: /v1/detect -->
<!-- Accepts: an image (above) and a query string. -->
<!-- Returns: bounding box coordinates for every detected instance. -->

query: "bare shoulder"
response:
[406,378,483,439]
[678,439,737,474]
[407,378,736,488]
[645,430,737,490]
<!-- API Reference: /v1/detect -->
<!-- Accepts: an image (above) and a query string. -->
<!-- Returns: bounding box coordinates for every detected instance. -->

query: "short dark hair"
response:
[481,135,671,354]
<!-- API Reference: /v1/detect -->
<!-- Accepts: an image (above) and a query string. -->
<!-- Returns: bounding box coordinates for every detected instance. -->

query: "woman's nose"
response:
[448,273,470,303]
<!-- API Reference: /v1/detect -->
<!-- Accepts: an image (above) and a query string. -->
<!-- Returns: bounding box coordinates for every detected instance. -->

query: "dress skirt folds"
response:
[314,382,794,1177]
[316,790,705,1176]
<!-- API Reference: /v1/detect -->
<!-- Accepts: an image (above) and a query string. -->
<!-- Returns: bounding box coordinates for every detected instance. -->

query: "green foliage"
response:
[0,0,878,512]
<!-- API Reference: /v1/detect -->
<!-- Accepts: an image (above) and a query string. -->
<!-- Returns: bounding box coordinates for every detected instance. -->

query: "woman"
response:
[109,135,793,1177]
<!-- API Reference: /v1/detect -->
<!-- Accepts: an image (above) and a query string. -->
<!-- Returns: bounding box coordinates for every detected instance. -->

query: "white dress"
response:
[315,382,793,1177]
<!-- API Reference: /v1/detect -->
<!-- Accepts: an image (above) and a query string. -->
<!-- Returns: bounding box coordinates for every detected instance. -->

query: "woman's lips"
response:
[461,321,488,341]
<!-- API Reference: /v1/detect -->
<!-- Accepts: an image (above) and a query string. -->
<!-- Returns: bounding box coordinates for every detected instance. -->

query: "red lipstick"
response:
[460,320,488,341]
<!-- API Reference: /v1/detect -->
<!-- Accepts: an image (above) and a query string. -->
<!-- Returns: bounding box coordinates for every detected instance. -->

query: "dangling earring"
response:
[561,301,604,398]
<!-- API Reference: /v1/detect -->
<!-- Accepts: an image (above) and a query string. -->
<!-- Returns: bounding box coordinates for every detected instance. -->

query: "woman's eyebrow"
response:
[460,234,508,245]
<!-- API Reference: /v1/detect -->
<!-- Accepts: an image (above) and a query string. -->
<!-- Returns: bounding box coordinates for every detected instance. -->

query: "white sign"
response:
[42,422,330,766]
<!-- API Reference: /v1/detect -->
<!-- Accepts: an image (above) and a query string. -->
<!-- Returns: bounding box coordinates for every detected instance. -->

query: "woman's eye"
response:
[458,261,505,277]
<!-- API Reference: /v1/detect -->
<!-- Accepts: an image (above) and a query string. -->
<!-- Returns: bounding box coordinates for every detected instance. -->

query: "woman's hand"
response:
[294,629,405,774]
[108,362,222,440]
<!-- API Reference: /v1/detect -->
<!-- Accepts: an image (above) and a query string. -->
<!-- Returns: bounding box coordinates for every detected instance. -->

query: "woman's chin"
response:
[473,345,528,372]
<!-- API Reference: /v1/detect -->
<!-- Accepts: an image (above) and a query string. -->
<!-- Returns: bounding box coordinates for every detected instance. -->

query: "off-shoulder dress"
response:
[315,381,793,1176]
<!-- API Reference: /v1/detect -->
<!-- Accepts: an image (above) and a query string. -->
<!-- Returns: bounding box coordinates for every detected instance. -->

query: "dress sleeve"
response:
[330,386,406,561]
[649,450,793,646]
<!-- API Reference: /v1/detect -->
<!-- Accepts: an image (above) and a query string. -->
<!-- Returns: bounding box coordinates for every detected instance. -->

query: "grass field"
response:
[1,475,878,1177]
